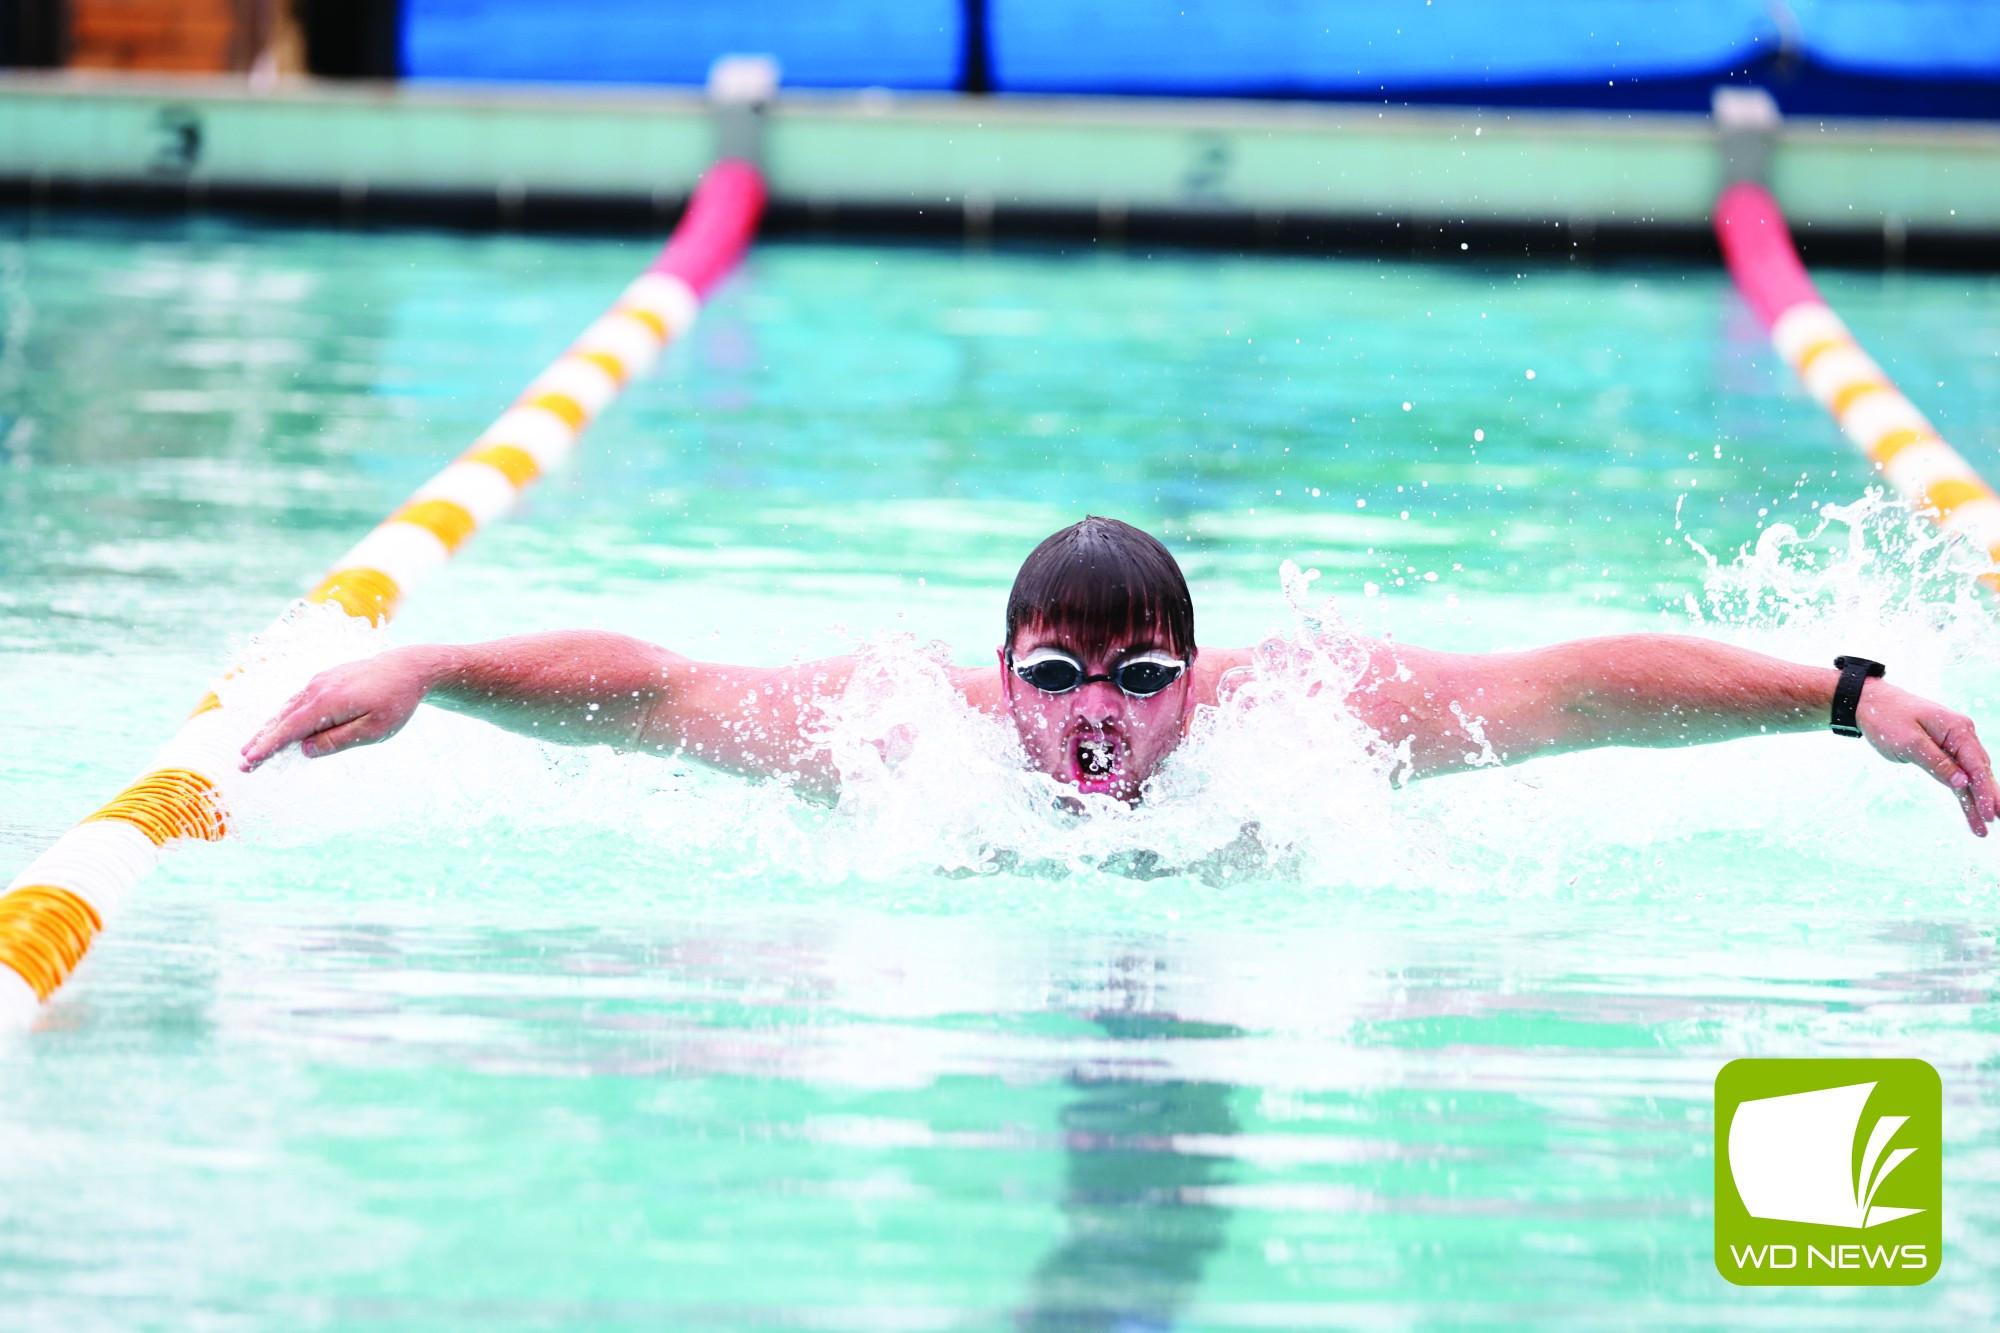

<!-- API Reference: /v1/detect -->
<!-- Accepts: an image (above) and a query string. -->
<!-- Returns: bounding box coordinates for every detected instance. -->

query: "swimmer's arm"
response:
[240,632,675,771]
[242,633,855,792]
[632,649,856,793]
[1357,635,1997,835]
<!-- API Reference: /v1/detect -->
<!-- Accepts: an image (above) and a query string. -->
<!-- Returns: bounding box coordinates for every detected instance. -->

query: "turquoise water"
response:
[3,214,2000,1327]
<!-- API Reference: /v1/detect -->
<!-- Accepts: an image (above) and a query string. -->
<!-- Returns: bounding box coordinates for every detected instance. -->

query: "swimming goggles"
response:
[1008,648,1187,697]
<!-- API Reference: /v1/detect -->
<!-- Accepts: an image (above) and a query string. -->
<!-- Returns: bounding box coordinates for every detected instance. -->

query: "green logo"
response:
[1714,1058,1941,1286]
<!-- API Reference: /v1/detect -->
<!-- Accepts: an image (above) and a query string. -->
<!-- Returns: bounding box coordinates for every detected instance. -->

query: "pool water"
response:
[3,213,2000,1328]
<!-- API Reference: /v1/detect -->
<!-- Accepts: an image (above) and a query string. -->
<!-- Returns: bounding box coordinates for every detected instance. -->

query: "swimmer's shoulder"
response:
[952,662,1007,716]
[1189,638,1424,711]
[1190,646,1254,708]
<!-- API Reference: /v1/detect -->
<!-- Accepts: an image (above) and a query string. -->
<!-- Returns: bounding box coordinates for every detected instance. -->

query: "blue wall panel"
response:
[1792,1,2000,79]
[990,1,1776,95]
[403,0,963,89]
[398,0,2000,115]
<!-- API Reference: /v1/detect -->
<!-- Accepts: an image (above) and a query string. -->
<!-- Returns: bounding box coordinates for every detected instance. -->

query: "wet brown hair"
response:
[1005,516,1195,659]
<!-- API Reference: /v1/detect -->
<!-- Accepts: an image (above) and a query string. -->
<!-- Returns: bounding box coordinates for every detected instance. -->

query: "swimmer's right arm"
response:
[239,632,858,792]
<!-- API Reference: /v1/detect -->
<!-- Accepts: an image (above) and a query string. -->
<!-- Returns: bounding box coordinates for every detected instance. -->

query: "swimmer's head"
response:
[999,517,1196,802]
[1005,516,1194,660]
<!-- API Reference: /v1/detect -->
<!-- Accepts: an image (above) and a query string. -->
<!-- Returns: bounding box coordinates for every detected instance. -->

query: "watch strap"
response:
[1831,656,1886,737]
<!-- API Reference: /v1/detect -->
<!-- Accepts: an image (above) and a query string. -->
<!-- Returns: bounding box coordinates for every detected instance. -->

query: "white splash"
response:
[804,569,1413,889]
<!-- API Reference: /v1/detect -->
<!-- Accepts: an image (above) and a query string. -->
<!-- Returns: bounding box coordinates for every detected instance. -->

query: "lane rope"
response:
[1714,181,2000,591]
[0,160,767,1025]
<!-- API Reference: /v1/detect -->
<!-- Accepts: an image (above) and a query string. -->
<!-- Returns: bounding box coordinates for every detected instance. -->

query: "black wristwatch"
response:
[1831,656,1886,737]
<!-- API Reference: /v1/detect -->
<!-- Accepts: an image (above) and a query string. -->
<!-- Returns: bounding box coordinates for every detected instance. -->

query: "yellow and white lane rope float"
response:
[0,160,767,1028]
[1715,181,2000,592]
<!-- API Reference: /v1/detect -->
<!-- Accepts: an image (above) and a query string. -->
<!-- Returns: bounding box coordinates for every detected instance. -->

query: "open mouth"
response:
[1071,733,1121,790]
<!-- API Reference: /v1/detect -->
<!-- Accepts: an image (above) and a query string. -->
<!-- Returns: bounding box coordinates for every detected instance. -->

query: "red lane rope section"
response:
[1714,181,1823,329]
[653,159,769,296]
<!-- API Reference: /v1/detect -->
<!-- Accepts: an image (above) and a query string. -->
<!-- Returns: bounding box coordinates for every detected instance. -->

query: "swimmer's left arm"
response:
[1356,634,1998,837]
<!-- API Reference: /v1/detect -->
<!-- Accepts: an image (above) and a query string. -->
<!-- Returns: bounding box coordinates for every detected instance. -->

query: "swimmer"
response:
[240,516,2000,837]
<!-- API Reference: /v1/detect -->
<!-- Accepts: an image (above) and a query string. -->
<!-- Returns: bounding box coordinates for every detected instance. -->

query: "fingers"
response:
[240,704,305,771]
[240,693,363,770]
[1950,774,1986,839]
[1906,733,1988,838]
[238,687,305,764]
[296,714,386,759]
[1931,714,1999,826]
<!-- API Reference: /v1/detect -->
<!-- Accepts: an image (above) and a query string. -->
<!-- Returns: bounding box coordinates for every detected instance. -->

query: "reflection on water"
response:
[7,881,2000,1326]
[1019,1001,1241,1331]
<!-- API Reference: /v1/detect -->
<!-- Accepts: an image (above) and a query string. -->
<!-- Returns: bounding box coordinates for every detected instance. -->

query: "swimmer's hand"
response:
[239,648,435,771]
[1858,682,1999,838]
